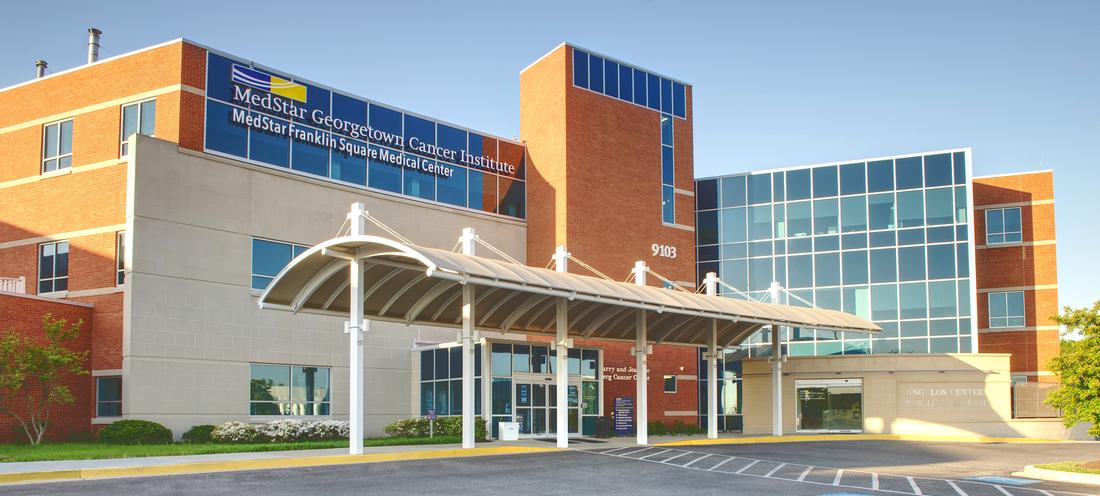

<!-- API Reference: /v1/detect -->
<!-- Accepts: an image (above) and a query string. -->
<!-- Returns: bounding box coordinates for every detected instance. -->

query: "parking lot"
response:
[4,440,1099,496]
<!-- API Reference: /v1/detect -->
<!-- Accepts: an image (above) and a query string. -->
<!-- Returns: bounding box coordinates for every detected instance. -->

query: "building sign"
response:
[603,365,651,382]
[614,397,634,435]
[898,382,999,423]
[202,51,526,219]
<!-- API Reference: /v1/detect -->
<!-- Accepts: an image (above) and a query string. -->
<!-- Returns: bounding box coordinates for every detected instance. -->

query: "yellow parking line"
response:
[0,446,561,485]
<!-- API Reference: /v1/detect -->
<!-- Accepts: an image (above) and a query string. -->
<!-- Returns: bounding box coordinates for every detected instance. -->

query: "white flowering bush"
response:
[209,419,350,443]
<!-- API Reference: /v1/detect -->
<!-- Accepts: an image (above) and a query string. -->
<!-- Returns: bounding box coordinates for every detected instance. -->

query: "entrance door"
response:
[513,381,580,436]
[548,384,581,436]
[796,378,863,433]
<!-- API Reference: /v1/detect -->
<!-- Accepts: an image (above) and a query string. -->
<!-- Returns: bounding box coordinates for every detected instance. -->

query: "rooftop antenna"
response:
[87,28,102,64]
[34,60,47,78]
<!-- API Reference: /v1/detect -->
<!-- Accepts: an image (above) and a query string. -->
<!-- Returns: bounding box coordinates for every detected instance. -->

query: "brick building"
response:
[0,35,1067,442]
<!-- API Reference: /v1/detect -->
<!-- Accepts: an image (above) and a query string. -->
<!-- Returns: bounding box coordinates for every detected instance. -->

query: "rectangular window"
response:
[251,238,308,290]
[42,119,73,173]
[116,232,126,285]
[38,240,69,294]
[663,375,677,393]
[988,291,1025,328]
[985,207,1022,244]
[96,377,122,417]
[121,99,156,156]
[661,115,675,223]
[250,363,331,416]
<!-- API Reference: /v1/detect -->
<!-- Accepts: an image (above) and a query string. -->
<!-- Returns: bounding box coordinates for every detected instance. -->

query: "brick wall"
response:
[973,171,1059,381]
[0,293,94,443]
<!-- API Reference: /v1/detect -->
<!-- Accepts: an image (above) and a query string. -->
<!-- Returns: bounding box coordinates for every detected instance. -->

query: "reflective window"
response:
[633,68,647,106]
[619,64,633,100]
[899,283,927,319]
[867,159,894,192]
[840,162,866,195]
[929,281,957,318]
[812,166,838,198]
[499,178,526,219]
[813,199,839,235]
[786,168,811,200]
[896,190,924,228]
[647,73,661,111]
[867,193,895,230]
[869,248,897,283]
[37,240,69,294]
[121,99,156,156]
[248,113,290,167]
[924,153,952,187]
[898,246,926,281]
[331,139,367,186]
[250,363,331,416]
[721,207,747,243]
[788,255,813,289]
[573,49,589,88]
[840,196,867,233]
[842,250,868,285]
[985,207,1022,244]
[721,176,747,207]
[696,179,718,210]
[871,284,898,321]
[673,82,687,118]
[813,253,840,287]
[988,291,1025,328]
[925,187,954,225]
[205,101,247,157]
[749,205,772,240]
[748,174,771,205]
[251,238,308,290]
[96,377,122,417]
[605,59,619,98]
[787,202,811,238]
[437,167,467,207]
[42,119,74,173]
[926,244,955,280]
[895,156,923,190]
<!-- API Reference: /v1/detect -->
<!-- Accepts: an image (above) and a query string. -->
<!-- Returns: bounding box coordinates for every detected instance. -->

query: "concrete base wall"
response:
[742,353,1085,440]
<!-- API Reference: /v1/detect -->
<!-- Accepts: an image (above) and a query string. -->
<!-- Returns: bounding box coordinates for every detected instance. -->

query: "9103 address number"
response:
[651,244,678,259]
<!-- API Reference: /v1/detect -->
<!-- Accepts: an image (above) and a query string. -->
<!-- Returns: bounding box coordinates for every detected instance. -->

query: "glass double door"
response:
[514,381,580,436]
[795,379,863,433]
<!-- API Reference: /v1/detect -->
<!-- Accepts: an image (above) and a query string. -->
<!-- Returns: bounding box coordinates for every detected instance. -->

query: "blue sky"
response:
[2,1,1096,310]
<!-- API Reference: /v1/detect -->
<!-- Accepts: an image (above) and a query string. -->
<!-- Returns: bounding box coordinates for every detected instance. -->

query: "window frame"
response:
[984,207,1022,245]
[250,237,309,291]
[988,291,1025,329]
[41,119,74,173]
[116,232,126,286]
[96,376,123,418]
[37,240,69,295]
[249,363,332,417]
[663,375,677,393]
[120,98,157,157]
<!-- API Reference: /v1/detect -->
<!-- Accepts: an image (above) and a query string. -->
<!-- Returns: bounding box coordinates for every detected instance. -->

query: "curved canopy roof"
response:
[258,236,880,348]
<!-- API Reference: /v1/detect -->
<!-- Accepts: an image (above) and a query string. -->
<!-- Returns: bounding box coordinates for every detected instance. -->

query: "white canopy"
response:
[257,235,880,347]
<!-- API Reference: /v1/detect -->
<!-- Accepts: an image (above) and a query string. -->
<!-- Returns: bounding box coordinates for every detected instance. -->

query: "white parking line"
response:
[993,484,1014,496]
[682,454,711,467]
[763,463,786,478]
[638,449,671,460]
[833,469,844,485]
[907,476,922,495]
[946,480,969,496]
[661,452,689,464]
[873,472,879,491]
[734,460,760,474]
[796,466,813,482]
[707,456,735,472]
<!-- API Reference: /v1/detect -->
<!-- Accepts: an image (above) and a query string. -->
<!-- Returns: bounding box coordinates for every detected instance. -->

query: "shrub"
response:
[383,416,486,441]
[647,420,669,436]
[646,420,702,436]
[98,420,173,445]
[181,425,216,444]
[209,420,350,444]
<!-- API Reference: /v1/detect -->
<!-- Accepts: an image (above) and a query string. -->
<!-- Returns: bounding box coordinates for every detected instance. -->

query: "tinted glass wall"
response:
[695,151,975,357]
[204,51,526,219]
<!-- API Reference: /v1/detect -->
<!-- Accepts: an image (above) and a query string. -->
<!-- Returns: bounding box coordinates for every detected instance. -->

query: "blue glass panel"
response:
[619,64,632,100]
[869,231,895,248]
[788,237,812,254]
[248,113,290,167]
[899,283,927,319]
[662,146,674,184]
[813,166,838,198]
[403,165,435,201]
[290,134,330,177]
[747,174,771,204]
[331,93,367,137]
[867,159,894,193]
[468,170,496,213]
[953,151,967,185]
[814,252,840,286]
[331,140,367,185]
[661,115,673,146]
[788,255,813,288]
[898,246,926,281]
[696,179,718,210]
[956,243,969,277]
[929,281,957,318]
[368,104,403,146]
[842,233,867,250]
[660,78,673,114]
[205,53,236,102]
[871,285,898,321]
[926,226,954,243]
[437,166,467,207]
[721,260,748,290]
[403,114,435,157]
[840,162,866,195]
[814,235,839,252]
[647,74,661,110]
[573,49,588,88]
[870,248,897,282]
[720,175,746,207]
[786,168,811,200]
[437,124,467,161]
[673,82,686,118]
[895,156,923,190]
[633,68,647,106]
[605,60,618,98]
[773,171,785,201]
[896,190,924,228]
[500,178,526,219]
[926,244,955,280]
[697,245,719,261]
[749,205,771,241]
[925,187,953,225]
[897,228,925,246]
[252,238,292,277]
[813,198,839,235]
[749,258,773,291]
[749,241,772,258]
[204,101,247,157]
[662,185,675,223]
[956,225,969,241]
[787,201,811,237]
[841,196,867,232]
[296,84,330,125]
[924,153,952,187]
[867,193,895,230]
[930,318,958,336]
[368,146,402,193]
[842,250,868,285]
[901,321,928,339]
[589,55,604,93]
[696,210,718,245]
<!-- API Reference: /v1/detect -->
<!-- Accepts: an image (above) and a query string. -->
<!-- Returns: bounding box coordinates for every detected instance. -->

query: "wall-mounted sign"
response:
[614,397,635,435]
[651,243,678,259]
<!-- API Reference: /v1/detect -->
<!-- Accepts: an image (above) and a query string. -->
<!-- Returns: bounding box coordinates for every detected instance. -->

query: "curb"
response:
[655,433,1069,447]
[1013,465,1100,486]
[0,446,560,485]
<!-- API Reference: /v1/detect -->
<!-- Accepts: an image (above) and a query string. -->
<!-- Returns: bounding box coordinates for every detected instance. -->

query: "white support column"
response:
[704,272,719,440]
[633,261,649,446]
[769,281,783,437]
[553,246,570,448]
[347,202,367,455]
[460,228,477,449]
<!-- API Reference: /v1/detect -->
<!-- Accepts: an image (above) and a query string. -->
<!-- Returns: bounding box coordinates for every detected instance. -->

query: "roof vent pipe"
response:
[87,28,102,64]
[34,60,47,78]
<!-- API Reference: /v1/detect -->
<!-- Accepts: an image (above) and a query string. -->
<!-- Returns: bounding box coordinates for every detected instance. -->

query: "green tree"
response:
[1045,301,1100,437]
[0,315,89,445]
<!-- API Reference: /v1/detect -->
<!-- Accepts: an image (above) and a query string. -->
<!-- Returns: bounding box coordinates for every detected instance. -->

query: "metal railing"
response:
[0,276,26,294]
